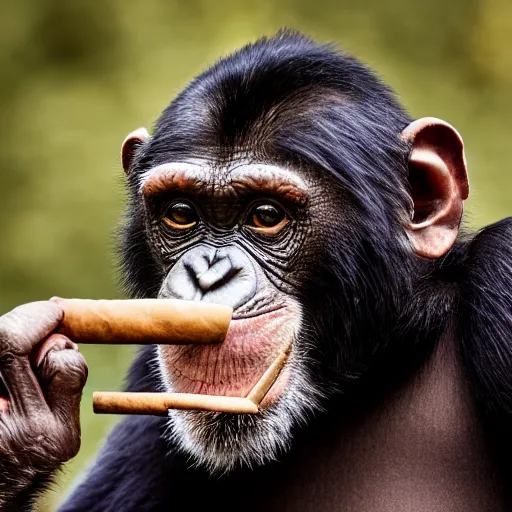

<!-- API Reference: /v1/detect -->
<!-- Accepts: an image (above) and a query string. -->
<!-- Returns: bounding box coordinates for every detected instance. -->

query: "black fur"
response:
[60,31,512,510]
[458,218,512,497]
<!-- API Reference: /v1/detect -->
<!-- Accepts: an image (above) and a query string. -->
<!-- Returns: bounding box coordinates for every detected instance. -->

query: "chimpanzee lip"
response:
[231,304,287,321]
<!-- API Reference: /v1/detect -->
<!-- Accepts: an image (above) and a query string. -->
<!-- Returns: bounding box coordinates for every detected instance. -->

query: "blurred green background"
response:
[0,0,510,509]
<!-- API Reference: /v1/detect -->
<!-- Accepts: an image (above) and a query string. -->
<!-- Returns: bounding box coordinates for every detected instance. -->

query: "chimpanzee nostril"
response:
[197,256,239,292]
[161,245,257,309]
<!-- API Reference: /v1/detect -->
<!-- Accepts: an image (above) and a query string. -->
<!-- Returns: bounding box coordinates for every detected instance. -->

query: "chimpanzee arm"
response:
[0,301,87,510]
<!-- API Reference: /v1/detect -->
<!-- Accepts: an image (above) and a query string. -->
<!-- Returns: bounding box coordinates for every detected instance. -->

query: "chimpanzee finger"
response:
[32,332,78,368]
[0,301,63,356]
[0,301,65,417]
[0,356,49,417]
[35,334,88,425]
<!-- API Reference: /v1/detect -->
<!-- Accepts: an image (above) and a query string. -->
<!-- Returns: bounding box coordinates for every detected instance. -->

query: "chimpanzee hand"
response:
[0,301,88,510]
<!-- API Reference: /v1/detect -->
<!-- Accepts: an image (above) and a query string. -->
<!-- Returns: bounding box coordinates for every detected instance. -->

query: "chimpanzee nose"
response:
[195,253,237,293]
[161,245,257,310]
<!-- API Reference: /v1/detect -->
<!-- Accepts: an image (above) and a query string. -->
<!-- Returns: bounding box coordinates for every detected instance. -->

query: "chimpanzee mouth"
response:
[158,299,301,406]
[231,304,287,320]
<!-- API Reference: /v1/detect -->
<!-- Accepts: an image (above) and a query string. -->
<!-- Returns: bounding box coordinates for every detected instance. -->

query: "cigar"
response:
[51,298,232,345]
[246,345,291,405]
[93,392,259,415]
[93,344,292,415]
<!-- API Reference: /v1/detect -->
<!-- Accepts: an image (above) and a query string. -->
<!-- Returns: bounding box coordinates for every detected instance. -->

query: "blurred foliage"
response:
[0,0,510,509]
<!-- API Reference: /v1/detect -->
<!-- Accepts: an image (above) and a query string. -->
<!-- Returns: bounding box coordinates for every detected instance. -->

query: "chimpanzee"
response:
[0,31,510,511]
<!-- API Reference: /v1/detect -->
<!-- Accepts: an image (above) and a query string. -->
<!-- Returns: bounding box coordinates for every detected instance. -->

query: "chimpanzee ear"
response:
[121,127,150,174]
[401,117,469,259]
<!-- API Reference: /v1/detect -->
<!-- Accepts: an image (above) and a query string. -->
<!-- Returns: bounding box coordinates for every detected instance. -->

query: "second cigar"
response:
[52,297,232,345]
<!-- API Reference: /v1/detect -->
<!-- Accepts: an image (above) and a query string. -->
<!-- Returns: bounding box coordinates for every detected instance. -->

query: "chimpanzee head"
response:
[120,31,468,472]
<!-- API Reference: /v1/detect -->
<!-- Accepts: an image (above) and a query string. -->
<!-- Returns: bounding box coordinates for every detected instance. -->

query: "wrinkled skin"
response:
[0,301,87,509]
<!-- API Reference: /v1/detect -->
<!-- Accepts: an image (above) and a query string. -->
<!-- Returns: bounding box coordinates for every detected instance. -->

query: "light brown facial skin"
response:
[139,162,307,407]
[141,162,309,206]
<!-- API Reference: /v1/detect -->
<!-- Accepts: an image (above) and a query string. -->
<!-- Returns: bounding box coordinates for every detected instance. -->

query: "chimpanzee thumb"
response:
[35,333,88,426]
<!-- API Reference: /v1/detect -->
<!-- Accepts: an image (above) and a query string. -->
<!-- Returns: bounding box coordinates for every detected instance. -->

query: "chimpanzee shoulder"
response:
[456,217,512,494]
[457,217,512,412]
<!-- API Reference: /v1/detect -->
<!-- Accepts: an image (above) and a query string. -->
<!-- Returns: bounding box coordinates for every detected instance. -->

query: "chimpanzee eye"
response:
[162,201,198,229]
[247,203,288,232]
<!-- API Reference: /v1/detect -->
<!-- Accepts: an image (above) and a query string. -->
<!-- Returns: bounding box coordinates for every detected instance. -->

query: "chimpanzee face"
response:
[144,162,310,404]
[127,158,341,471]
